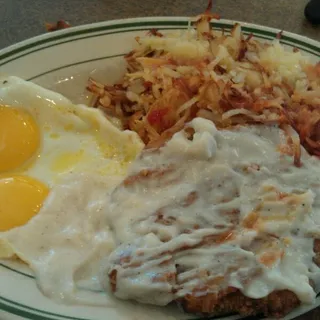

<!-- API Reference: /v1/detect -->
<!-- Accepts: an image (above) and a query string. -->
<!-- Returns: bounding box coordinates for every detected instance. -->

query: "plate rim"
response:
[0,16,319,60]
[0,15,319,320]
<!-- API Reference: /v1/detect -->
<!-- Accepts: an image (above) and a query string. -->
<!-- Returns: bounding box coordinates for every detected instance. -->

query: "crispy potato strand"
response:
[86,5,319,161]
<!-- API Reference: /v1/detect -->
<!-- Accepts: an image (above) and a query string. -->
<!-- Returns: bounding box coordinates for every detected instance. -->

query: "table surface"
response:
[1,0,320,49]
[0,0,320,319]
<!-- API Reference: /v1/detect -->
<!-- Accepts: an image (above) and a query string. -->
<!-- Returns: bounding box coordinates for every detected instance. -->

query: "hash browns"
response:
[87,3,319,159]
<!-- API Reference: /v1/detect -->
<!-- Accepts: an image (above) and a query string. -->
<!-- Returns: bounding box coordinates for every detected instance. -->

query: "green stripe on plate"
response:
[0,27,317,81]
[0,302,57,320]
[1,25,318,69]
[21,33,320,81]
[0,27,183,68]
[0,21,189,62]
[0,296,90,320]
[0,262,33,279]
[27,54,126,80]
[242,26,320,53]
[0,20,319,67]
[0,295,227,320]
[0,295,235,320]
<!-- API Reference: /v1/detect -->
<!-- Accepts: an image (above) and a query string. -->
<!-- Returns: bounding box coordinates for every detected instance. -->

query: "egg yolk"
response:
[0,105,40,172]
[0,175,49,232]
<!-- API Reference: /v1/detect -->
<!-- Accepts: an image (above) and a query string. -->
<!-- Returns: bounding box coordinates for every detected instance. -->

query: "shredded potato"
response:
[87,1,320,161]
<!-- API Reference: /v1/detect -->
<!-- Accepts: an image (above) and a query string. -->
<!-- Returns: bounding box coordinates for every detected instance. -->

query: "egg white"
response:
[0,76,144,185]
[0,76,143,260]
[1,172,120,304]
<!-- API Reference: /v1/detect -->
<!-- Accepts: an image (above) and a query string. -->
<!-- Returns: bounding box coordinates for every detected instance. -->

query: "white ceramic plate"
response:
[0,17,319,320]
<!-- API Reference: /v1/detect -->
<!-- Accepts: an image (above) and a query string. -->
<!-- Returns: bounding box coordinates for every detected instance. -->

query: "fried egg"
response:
[1,172,119,304]
[0,76,143,257]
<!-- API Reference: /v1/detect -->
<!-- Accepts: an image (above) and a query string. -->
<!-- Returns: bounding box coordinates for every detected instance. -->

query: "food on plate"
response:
[87,2,320,159]
[85,4,319,317]
[0,76,143,259]
[104,118,320,318]
[0,3,320,319]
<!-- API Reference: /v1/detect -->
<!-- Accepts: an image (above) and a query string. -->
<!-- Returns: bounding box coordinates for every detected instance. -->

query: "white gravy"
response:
[3,118,320,319]
[105,118,320,306]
